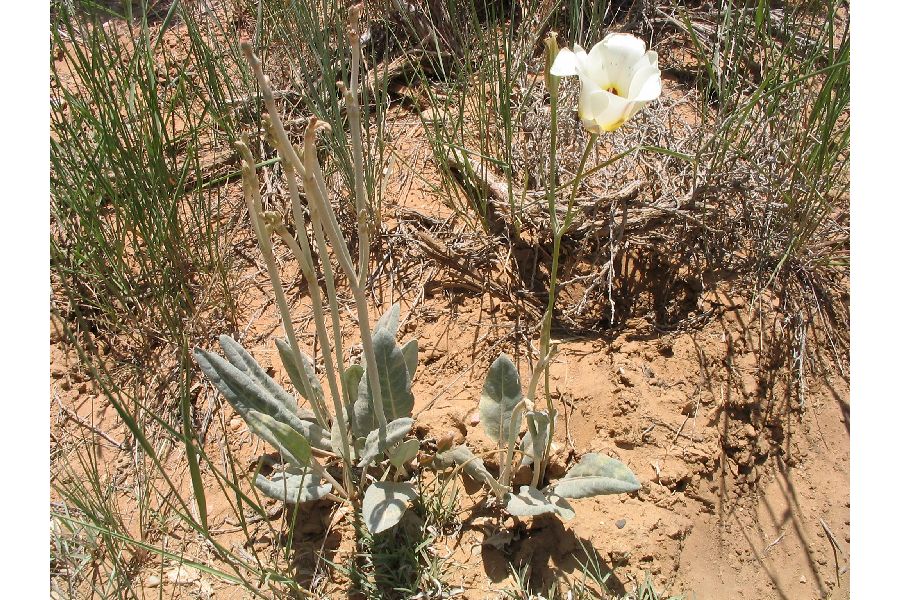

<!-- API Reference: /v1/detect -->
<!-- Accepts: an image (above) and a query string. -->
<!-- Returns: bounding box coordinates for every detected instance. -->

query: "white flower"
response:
[550,33,661,133]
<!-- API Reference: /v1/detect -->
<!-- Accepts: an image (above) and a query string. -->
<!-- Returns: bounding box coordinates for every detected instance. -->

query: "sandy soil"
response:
[50,158,850,600]
[49,11,850,600]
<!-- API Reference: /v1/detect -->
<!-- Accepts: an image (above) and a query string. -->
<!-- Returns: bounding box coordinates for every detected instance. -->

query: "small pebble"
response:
[229,417,242,432]
[166,565,200,585]
[145,575,160,588]
[799,575,807,584]
[615,519,626,529]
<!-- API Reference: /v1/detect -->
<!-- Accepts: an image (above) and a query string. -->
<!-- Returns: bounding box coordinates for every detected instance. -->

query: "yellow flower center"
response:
[606,85,621,96]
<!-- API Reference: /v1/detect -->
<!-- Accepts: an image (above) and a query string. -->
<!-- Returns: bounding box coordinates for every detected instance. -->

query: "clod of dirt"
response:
[511,464,533,486]
[544,445,573,478]
[657,339,675,357]
[617,367,637,387]
[166,565,200,585]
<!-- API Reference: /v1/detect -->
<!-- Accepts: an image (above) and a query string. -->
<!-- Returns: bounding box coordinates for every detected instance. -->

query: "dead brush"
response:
[414,0,848,365]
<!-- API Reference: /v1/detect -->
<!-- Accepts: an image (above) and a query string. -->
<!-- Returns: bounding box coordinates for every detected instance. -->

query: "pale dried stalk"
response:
[260,122,355,489]
[234,139,330,427]
[240,42,389,440]
[301,121,389,435]
[343,4,373,281]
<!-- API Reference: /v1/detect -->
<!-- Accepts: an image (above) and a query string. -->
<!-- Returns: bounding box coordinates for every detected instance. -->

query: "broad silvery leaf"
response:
[342,364,364,409]
[373,302,401,339]
[254,469,331,504]
[505,486,575,520]
[389,439,420,469]
[479,354,523,446]
[357,417,414,468]
[330,409,354,462]
[435,445,507,497]
[353,328,414,435]
[219,335,300,417]
[362,481,417,534]
[244,410,311,467]
[520,410,553,467]
[194,348,331,451]
[552,453,641,499]
[550,33,661,133]
[400,338,419,380]
[274,338,323,417]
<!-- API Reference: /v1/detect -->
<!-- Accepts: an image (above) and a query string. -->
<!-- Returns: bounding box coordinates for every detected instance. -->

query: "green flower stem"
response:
[241,43,305,176]
[525,348,555,402]
[500,400,527,488]
[310,458,348,500]
[239,45,342,435]
[272,222,355,491]
[242,42,383,491]
[526,414,542,488]
[271,135,357,500]
[537,132,598,486]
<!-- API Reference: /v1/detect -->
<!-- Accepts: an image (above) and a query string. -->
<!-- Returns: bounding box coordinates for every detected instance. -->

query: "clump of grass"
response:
[49,1,383,596]
[410,0,848,355]
[502,546,684,600]
[677,0,850,383]
[329,476,459,599]
[50,2,239,353]
[684,0,849,278]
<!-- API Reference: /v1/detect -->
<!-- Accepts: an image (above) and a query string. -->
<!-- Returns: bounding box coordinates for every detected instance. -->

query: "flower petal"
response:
[551,44,591,78]
[601,33,647,59]
[579,84,608,126]
[621,100,650,125]
[627,63,662,101]
[550,48,580,77]
[596,33,651,93]
[592,91,633,132]
[584,42,609,85]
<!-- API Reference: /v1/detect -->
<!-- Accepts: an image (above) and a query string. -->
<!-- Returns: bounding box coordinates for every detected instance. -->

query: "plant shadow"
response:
[479,514,628,597]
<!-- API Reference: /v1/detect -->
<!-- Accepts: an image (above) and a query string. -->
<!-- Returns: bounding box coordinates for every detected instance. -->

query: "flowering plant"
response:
[550,33,661,132]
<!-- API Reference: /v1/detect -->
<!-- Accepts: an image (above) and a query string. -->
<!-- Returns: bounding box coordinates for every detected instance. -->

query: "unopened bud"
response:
[544,32,560,97]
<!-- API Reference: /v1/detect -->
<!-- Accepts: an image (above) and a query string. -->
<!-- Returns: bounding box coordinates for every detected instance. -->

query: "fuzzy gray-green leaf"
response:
[330,410,354,462]
[389,439,420,469]
[353,328,413,436]
[218,335,300,418]
[362,481,417,534]
[504,486,575,520]
[195,348,333,452]
[435,445,506,497]
[343,364,364,408]
[400,338,419,380]
[254,470,331,504]
[195,349,300,430]
[520,410,552,467]
[244,410,311,467]
[553,453,641,499]
[357,418,414,468]
[479,354,523,445]
[274,338,323,417]
[374,303,401,339]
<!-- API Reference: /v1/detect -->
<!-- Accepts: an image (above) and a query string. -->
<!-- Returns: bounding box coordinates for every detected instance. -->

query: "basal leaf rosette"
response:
[550,33,661,133]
